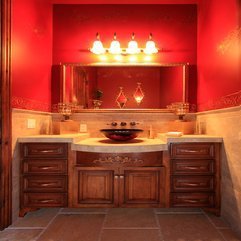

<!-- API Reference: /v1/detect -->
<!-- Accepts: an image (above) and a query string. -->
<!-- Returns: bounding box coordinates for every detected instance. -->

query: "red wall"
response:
[12,0,52,111]
[52,4,197,108]
[51,0,199,3]
[197,0,241,111]
[53,4,197,65]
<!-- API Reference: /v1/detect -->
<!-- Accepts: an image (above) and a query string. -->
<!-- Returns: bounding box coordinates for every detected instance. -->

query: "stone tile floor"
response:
[0,208,240,241]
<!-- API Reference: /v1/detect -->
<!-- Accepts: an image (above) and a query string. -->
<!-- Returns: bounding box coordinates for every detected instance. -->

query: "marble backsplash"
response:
[53,111,196,138]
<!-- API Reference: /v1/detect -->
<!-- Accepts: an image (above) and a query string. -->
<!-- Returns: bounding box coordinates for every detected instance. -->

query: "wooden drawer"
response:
[23,160,67,174]
[23,176,67,192]
[76,151,163,167]
[23,193,67,207]
[171,193,214,207]
[170,143,214,159]
[22,143,68,158]
[171,176,214,192]
[171,159,214,174]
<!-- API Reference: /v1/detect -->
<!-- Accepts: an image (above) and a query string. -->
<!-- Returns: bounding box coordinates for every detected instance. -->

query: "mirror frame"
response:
[58,62,189,113]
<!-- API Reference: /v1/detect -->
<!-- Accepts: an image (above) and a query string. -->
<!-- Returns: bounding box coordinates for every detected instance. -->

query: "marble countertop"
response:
[18,133,89,143]
[71,138,168,153]
[157,133,223,143]
[18,133,223,153]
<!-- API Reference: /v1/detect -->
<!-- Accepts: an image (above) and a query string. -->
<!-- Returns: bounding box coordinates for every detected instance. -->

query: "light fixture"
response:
[90,33,158,55]
[144,33,158,54]
[126,33,140,54]
[109,33,121,54]
[116,87,128,108]
[90,33,105,55]
[55,103,73,121]
[133,82,144,105]
[169,102,190,121]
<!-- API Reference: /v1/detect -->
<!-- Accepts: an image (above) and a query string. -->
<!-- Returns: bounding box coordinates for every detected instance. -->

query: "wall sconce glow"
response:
[133,82,144,105]
[109,33,122,54]
[144,33,158,54]
[144,55,152,62]
[129,55,137,62]
[90,33,105,55]
[99,55,108,62]
[126,33,140,54]
[114,55,123,61]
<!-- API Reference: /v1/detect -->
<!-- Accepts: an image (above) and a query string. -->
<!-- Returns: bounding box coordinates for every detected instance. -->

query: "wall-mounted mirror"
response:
[52,63,189,112]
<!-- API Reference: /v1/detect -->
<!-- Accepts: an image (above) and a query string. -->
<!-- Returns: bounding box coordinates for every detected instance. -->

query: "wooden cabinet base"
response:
[19,208,39,217]
[169,143,221,215]
[72,152,165,208]
[20,143,69,217]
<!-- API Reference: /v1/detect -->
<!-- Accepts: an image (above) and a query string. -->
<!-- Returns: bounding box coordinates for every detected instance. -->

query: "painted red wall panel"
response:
[52,4,197,108]
[12,0,52,111]
[197,0,241,111]
[51,0,200,4]
[52,4,197,65]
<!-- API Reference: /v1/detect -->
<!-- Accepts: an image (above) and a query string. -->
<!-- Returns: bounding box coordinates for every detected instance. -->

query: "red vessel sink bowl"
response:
[100,129,143,141]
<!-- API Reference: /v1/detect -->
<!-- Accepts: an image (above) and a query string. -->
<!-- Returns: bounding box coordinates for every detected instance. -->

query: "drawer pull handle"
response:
[119,175,124,179]
[181,149,199,153]
[114,175,119,179]
[185,166,199,170]
[39,199,55,203]
[41,183,54,187]
[184,199,206,203]
[41,166,54,170]
[38,150,56,153]
[183,183,200,187]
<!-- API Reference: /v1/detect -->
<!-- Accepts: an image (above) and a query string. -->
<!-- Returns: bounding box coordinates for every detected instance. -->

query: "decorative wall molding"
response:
[198,90,241,111]
[93,156,144,165]
[12,96,51,112]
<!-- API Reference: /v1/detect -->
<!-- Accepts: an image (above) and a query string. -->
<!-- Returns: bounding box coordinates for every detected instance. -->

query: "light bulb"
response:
[144,33,158,54]
[90,33,105,55]
[109,33,121,54]
[127,33,140,54]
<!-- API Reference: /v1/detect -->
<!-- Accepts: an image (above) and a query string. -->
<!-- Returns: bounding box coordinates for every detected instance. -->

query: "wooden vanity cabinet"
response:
[169,143,221,214]
[72,152,165,208]
[19,143,68,216]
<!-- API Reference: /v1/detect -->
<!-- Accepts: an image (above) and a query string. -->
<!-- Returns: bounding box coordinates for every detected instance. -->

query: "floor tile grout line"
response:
[59,212,108,215]
[102,227,160,230]
[33,209,61,241]
[153,209,165,241]
[97,208,109,241]
[202,211,229,241]
[155,212,203,215]
[6,227,45,230]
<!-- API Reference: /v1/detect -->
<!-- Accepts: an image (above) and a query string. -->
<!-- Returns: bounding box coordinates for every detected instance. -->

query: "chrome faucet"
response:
[130,121,139,126]
[120,122,127,126]
[111,122,118,127]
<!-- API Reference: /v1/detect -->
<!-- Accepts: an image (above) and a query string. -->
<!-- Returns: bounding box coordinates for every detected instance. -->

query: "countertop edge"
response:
[17,133,90,143]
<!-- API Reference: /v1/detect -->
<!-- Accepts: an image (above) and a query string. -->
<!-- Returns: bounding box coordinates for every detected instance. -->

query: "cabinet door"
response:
[73,167,117,207]
[120,167,165,207]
